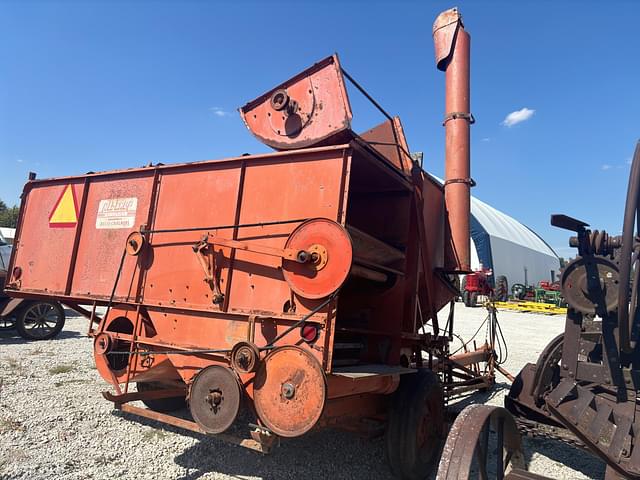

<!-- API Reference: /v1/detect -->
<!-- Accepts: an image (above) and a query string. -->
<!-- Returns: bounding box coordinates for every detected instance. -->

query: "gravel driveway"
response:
[0,304,605,479]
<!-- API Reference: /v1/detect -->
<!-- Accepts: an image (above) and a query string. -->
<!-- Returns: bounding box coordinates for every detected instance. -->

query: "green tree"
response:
[0,199,19,228]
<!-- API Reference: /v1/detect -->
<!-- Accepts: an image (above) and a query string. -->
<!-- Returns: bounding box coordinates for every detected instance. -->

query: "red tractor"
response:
[461,268,508,306]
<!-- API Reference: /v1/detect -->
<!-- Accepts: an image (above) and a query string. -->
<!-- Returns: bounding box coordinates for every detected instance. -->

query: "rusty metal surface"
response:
[508,141,640,478]
[115,403,273,453]
[102,387,186,405]
[358,118,413,174]
[0,297,24,317]
[240,55,353,150]
[189,365,242,434]
[253,346,326,437]
[436,404,526,480]
[433,7,472,272]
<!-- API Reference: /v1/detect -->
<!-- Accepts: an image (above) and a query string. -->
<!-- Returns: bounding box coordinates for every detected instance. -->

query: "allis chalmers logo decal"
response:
[48,184,79,228]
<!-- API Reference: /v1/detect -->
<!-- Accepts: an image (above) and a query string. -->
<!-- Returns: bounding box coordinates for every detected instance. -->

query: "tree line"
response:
[0,199,19,228]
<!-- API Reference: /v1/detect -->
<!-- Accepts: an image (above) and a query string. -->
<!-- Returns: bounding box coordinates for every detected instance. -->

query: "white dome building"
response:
[469,197,560,287]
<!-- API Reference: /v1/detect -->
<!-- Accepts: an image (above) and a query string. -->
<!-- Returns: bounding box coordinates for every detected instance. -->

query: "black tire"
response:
[385,370,445,479]
[495,275,508,302]
[459,276,467,302]
[0,315,15,331]
[15,301,65,340]
[512,283,526,300]
[469,292,478,307]
[137,381,187,413]
[462,290,469,307]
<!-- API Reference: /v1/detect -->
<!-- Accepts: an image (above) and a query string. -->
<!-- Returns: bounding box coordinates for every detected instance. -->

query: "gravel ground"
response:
[0,304,605,480]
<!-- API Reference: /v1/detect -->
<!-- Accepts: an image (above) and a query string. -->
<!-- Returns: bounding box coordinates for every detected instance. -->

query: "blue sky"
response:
[1,1,639,258]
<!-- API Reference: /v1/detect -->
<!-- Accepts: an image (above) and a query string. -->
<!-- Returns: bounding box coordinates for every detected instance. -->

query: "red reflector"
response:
[300,324,319,343]
[12,266,22,280]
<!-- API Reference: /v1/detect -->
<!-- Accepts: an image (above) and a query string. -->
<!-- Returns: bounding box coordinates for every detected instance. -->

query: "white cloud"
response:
[501,107,535,127]
[210,106,231,117]
[16,158,23,163]
[481,137,491,142]
[601,164,612,171]
[627,157,633,165]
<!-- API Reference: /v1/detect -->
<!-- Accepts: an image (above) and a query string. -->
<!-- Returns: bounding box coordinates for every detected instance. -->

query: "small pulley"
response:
[282,218,352,299]
[230,341,260,374]
[189,365,242,434]
[253,346,326,437]
[125,231,145,256]
[94,332,112,355]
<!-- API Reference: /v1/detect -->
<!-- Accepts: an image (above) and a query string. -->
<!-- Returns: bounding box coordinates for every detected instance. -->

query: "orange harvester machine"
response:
[6,8,481,472]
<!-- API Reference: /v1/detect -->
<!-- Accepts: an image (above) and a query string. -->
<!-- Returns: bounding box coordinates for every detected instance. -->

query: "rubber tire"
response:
[495,275,508,302]
[0,315,15,331]
[459,276,467,302]
[385,370,445,480]
[137,381,187,413]
[462,290,470,307]
[512,283,526,300]
[469,292,478,307]
[15,301,65,340]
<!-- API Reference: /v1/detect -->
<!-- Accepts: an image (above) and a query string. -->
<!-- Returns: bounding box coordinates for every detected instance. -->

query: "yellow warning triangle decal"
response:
[49,185,78,228]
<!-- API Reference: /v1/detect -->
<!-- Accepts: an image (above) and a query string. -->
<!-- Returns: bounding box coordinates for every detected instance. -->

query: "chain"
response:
[515,417,588,451]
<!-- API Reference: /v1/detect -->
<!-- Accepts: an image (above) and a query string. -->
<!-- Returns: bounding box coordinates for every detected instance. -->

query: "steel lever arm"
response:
[202,234,312,263]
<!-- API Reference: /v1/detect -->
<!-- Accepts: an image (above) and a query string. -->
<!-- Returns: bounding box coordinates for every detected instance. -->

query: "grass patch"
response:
[54,379,88,387]
[6,357,20,369]
[48,364,75,375]
[3,357,24,375]
[0,416,24,433]
[28,347,54,357]
[142,429,167,441]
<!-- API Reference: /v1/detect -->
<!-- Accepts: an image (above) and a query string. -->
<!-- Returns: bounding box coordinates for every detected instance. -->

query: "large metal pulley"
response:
[253,346,326,437]
[561,255,619,315]
[282,218,352,299]
[189,365,242,434]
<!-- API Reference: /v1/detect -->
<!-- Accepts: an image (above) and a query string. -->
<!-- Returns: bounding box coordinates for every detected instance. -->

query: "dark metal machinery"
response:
[505,142,640,480]
[438,142,640,480]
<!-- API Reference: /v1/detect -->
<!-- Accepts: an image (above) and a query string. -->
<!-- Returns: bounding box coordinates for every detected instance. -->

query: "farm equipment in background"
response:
[511,279,566,308]
[0,234,65,340]
[4,8,504,478]
[461,268,508,306]
[534,281,565,307]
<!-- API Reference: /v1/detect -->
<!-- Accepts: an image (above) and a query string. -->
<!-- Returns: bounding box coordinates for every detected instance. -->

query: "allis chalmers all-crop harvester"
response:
[13,6,640,479]
[6,8,493,478]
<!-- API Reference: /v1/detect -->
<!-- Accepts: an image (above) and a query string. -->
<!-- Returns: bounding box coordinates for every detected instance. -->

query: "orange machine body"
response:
[6,51,465,438]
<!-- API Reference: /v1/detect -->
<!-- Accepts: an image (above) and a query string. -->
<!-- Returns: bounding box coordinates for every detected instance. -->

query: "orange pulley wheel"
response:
[253,346,327,437]
[282,218,352,299]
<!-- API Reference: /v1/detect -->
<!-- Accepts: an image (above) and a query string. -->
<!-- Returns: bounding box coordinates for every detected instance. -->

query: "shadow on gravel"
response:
[172,429,393,480]
[113,386,604,480]
[522,437,605,479]
[0,328,82,344]
[447,381,511,412]
[114,409,395,480]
